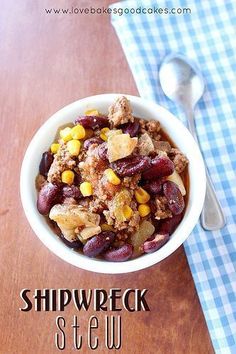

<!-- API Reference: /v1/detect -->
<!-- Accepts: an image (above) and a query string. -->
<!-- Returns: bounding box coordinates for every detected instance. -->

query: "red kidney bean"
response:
[39,151,54,177]
[83,231,115,257]
[83,137,103,150]
[98,142,108,160]
[143,178,164,194]
[103,244,133,262]
[121,119,140,137]
[62,185,82,200]
[61,236,82,249]
[75,115,108,129]
[111,155,151,177]
[37,183,61,215]
[157,213,183,235]
[163,181,185,215]
[142,156,174,180]
[143,233,169,253]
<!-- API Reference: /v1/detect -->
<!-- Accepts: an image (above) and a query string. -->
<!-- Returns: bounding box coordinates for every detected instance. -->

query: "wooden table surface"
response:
[0,1,214,353]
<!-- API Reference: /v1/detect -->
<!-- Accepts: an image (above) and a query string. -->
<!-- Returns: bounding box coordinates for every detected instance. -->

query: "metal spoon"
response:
[159,53,225,230]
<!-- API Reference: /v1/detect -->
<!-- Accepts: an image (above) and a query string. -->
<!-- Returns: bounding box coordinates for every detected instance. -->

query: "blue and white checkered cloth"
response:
[110,0,236,352]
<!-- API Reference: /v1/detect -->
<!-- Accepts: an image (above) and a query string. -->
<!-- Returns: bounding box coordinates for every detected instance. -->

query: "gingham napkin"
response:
[110,0,236,352]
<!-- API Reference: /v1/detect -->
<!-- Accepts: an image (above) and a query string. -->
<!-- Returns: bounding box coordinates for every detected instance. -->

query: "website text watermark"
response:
[44,6,191,16]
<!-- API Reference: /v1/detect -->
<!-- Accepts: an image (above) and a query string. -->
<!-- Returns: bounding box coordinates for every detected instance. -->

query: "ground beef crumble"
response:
[89,198,107,214]
[139,119,161,141]
[80,145,123,212]
[77,148,87,162]
[122,174,141,190]
[79,145,108,186]
[155,196,172,220]
[154,140,171,153]
[108,96,134,127]
[169,148,189,174]
[47,143,76,183]
[103,208,140,234]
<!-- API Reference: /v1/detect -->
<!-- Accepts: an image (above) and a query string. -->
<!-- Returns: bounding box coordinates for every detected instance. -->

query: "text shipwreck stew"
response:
[20,288,150,350]
[36,96,188,261]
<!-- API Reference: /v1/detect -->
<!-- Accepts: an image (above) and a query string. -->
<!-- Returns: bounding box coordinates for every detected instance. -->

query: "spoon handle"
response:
[201,170,226,230]
[183,106,226,231]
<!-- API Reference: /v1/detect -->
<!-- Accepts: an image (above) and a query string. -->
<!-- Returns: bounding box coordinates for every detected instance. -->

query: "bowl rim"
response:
[20,93,206,274]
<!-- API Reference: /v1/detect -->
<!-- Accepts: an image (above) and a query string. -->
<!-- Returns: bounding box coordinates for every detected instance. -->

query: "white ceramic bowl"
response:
[20,94,206,274]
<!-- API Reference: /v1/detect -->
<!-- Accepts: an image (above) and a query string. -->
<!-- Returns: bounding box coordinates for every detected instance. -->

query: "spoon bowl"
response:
[159,54,205,108]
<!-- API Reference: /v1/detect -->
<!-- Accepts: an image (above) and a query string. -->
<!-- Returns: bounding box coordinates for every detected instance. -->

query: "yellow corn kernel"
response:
[122,205,133,220]
[85,109,100,116]
[138,204,151,217]
[104,168,121,185]
[101,223,115,232]
[100,127,110,141]
[80,181,93,196]
[50,143,60,154]
[84,129,94,139]
[135,187,150,204]
[60,127,72,142]
[67,139,81,156]
[61,170,74,185]
[71,124,86,140]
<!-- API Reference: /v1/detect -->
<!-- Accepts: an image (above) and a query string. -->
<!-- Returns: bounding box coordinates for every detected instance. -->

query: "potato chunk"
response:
[106,129,123,139]
[107,133,137,162]
[138,133,154,155]
[109,188,132,223]
[166,170,186,196]
[130,220,155,256]
[49,204,101,241]
[80,226,101,240]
